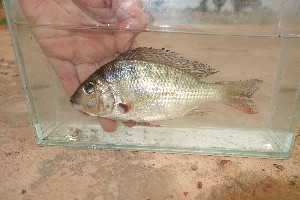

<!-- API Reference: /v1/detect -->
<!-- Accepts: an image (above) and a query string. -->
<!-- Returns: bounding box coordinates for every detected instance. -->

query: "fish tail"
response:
[218,79,263,114]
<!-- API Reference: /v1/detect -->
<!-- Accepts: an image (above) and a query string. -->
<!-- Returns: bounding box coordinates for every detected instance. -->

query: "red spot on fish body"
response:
[118,103,131,114]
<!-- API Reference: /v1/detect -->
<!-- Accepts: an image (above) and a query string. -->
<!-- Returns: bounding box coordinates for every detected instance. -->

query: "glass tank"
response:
[3,0,300,158]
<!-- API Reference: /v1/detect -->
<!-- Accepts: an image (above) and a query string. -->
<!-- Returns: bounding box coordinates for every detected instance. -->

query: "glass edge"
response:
[35,139,291,159]
[14,22,300,38]
[3,0,39,134]
[286,85,300,154]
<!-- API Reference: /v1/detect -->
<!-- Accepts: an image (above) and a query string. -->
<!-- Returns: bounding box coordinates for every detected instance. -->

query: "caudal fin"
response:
[218,79,262,114]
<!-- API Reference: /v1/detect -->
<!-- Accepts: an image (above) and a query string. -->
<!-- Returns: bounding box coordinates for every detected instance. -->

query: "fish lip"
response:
[70,97,78,105]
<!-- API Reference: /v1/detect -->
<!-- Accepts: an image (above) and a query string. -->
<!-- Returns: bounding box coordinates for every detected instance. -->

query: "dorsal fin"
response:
[115,47,218,79]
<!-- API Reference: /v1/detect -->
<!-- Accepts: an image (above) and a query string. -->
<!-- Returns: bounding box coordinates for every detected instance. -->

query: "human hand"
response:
[20,0,147,132]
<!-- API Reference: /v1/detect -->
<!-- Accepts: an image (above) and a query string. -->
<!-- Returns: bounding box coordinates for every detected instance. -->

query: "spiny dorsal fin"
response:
[115,47,218,79]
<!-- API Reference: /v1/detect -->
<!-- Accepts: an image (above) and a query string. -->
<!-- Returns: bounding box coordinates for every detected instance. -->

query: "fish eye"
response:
[83,82,95,95]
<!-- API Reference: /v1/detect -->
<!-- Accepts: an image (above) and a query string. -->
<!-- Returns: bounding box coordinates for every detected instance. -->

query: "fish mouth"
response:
[70,99,100,115]
[70,97,78,105]
[70,98,83,112]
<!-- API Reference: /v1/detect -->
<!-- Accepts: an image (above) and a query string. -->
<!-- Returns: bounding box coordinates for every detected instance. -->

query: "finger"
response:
[130,39,140,49]
[75,63,98,83]
[115,18,147,52]
[114,30,135,53]
[72,0,116,22]
[98,117,118,132]
[48,58,80,96]
[122,121,136,128]
[114,0,148,52]
[116,0,146,21]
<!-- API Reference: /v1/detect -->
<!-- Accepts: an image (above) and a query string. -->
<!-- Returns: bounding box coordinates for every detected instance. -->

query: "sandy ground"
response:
[1,25,300,200]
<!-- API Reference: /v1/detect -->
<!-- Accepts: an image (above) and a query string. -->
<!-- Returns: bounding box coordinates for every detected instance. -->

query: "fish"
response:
[70,47,262,123]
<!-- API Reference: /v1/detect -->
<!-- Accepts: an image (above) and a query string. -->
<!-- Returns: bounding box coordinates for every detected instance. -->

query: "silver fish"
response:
[70,47,262,122]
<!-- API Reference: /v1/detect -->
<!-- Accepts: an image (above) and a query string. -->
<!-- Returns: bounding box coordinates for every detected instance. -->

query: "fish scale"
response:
[70,47,262,122]
[102,60,221,121]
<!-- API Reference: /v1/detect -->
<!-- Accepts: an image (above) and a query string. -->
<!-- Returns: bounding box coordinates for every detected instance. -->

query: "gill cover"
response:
[70,79,115,116]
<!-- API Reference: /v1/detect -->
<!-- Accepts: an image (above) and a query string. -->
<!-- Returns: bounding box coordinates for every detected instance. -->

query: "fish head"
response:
[70,78,115,116]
